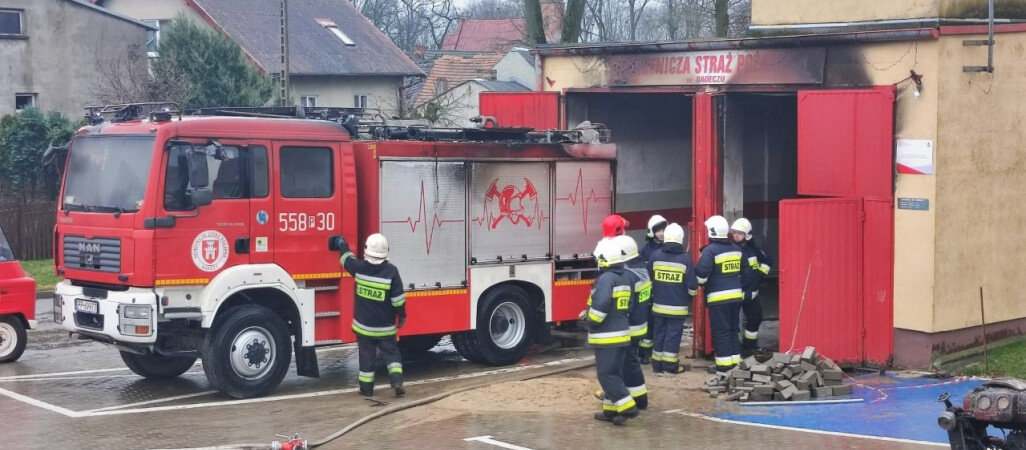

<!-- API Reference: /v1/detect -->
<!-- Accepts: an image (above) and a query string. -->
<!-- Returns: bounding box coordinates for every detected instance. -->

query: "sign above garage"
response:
[606,48,826,86]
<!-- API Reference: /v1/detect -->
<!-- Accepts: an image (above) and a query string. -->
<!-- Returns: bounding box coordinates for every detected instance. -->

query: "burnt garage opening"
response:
[721,93,799,319]
[565,92,693,242]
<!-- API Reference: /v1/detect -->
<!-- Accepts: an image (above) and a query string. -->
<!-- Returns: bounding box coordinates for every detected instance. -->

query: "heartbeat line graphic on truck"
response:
[473,178,549,230]
[382,180,464,254]
[555,168,611,234]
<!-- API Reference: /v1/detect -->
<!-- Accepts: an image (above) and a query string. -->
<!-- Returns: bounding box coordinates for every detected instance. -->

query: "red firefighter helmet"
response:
[602,215,629,238]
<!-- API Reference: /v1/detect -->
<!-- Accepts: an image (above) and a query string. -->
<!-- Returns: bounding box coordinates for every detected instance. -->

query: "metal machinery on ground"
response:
[939,378,1026,449]
[0,223,37,363]
[52,103,616,398]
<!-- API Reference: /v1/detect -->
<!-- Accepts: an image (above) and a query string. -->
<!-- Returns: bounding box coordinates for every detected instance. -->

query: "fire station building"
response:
[485,0,1026,369]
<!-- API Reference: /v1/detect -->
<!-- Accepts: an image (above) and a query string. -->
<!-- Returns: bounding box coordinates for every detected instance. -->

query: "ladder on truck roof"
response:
[84,103,612,144]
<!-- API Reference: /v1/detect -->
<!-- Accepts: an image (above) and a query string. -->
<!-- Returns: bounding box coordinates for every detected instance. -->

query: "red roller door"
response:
[863,197,894,367]
[479,92,560,130]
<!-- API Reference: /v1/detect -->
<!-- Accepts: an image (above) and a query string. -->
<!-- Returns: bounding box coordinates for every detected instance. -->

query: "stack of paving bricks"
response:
[701,347,854,402]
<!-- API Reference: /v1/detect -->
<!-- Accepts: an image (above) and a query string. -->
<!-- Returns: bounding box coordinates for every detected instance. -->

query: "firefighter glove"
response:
[335,237,351,255]
[397,316,407,329]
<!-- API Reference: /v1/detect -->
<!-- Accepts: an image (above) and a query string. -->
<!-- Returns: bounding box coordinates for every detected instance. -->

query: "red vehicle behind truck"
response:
[53,104,615,398]
[0,223,36,363]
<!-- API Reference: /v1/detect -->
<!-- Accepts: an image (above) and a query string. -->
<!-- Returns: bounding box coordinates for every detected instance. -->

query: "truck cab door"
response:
[153,140,253,284]
[271,142,343,281]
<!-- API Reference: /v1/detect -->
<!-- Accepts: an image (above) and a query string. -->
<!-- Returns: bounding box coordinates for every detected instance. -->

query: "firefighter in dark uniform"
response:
[648,223,698,374]
[637,214,667,364]
[581,238,639,425]
[618,235,651,408]
[731,218,774,356]
[337,233,408,397]
[695,215,749,379]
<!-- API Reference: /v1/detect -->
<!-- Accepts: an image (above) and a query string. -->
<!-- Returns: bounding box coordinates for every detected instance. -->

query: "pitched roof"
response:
[190,0,422,77]
[470,79,532,92]
[68,0,156,29]
[415,53,504,106]
[440,19,527,53]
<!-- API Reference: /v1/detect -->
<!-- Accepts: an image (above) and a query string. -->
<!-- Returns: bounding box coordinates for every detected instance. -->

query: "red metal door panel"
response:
[797,88,894,197]
[691,93,721,356]
[778,198,863,364]
[479,92,560,130]
[863,197,894,366]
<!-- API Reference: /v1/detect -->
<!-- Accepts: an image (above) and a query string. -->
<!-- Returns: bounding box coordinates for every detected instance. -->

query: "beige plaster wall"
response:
[291,76,404,117]
[933,31,1026,332]
[752,0,939,26]
[100,0,205,24]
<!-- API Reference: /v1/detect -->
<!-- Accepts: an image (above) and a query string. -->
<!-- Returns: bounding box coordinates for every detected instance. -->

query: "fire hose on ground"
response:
[178,359,597,450]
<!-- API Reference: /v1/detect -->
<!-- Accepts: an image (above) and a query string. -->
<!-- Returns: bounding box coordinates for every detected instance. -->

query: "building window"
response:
[353,95,368,108]
[0,9,22,36]
[280,147,333,198]
[300,96,317,107]
[143,20,165,57]
[325,25,355,46]
[15,93,36,111]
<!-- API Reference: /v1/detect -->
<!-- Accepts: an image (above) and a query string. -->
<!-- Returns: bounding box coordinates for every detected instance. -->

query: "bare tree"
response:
[90,42,193,107]
[354,0,459,51]
[462,0,523,19]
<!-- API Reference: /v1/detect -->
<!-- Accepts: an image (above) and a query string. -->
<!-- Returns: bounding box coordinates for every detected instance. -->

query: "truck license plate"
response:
[75,299,99,314]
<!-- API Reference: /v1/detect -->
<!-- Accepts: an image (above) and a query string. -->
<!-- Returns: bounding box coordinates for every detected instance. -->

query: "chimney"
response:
[540,0,564,44]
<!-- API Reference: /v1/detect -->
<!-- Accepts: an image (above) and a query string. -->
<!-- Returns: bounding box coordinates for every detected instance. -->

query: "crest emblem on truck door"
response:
[191,230,230,272]
[479,178,544,229]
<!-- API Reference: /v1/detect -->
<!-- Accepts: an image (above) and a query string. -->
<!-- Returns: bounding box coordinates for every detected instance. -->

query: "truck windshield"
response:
[0,225,13,261]
[63,135,155,214]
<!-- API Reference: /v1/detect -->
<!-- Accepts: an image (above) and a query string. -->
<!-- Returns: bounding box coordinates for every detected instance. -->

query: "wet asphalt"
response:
[0,298,941,450]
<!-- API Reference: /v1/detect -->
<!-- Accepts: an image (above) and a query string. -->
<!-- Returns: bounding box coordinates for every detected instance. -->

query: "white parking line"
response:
[0,367,129,381]
[665,410,948,447]
[85,390,219,413]
[464,435,534,450]
[0,371,207,383]
[0,356,592,419]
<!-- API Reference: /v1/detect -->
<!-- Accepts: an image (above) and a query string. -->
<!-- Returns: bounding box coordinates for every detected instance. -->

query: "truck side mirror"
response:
[187,150,209,189]
[189,188,213,207]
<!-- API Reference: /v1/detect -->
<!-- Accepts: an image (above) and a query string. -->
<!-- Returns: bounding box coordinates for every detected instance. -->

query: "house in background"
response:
[95,0,423,116]
[416,49,535,127]
[0,0,152,117]
[440,18,527,53]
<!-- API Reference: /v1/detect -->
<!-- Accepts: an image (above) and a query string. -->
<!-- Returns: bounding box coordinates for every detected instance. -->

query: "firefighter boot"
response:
[594,411,617,423]
[389,369,405,397]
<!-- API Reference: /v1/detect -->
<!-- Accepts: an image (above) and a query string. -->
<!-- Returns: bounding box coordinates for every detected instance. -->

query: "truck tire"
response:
[201,305,292,399]
[452,286,538,366]
[120,351,196,379]
[398,334,443,358]
[0,316,27,363]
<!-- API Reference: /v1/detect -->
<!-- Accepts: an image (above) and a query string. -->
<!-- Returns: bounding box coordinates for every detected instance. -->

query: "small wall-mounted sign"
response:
[896,139,934,175]
[897,198,930,211]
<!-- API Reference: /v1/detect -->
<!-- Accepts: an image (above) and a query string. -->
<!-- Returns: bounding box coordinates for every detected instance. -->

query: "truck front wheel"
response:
[0,316,27,363]
[120,351,196,379]
[452,286,537,366]
[202,305,292,399]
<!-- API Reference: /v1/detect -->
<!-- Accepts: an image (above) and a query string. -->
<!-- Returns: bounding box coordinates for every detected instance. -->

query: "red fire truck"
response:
[0,223,36,363]
[53,104,615,398]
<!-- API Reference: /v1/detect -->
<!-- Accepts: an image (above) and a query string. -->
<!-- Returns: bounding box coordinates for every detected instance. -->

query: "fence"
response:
[0,200,57,261]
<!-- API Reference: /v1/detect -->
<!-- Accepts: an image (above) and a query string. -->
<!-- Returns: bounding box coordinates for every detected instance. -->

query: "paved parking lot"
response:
[1,298,946,449]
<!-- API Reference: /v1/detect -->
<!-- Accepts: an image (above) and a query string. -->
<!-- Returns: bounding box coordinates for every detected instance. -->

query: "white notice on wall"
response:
[896,139,934,175]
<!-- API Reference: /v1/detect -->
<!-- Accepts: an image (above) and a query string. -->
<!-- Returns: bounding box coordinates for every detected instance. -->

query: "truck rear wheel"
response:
[0,316,27,363]
[452,286,537,366]
[202,305,292,399]
[120,351,196,379]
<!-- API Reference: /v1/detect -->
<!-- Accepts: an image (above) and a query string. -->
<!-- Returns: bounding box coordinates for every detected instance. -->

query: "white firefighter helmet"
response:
[646,215,668,238]
[664,223,686,244]
[611,235,639,263]
[364,233,389,264]
[705,215,729,239]
[593,238,627,268]
[731,218,753,241]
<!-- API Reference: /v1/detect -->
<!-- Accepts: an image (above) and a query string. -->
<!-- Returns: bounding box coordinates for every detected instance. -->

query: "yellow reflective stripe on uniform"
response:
[714,251,742,263]
[387,362,403,374]
[629,324,648,337]
[662,352,679,363]
[614,395,637,412]
[715,356,735,367]
[696,276,708,285]
[653,261,686,284]
[358,371,374,383]
[652,303,689,316]
[588,307,607,323]
[688,289,699,296]
[751,290,759,299]
[744,330,758,340]
[340,252,355,263]
[627,385,648,398]
[639,339,653,349]
[612,286,631,310]
[602,400,616,411]
[732,355,742,365]
[748,256,759,266]
[707,288,744,303]
[759,263,771,274]
[355,274,391,290]
[352,320,397,337]
[588,330,631,345]
[391,294,406,307]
